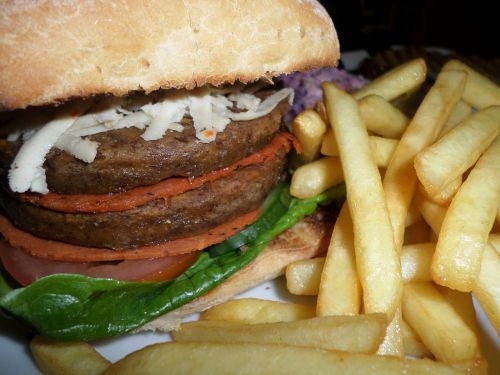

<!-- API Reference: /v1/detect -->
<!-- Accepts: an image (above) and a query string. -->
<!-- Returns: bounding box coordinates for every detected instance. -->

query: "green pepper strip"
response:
[0,183,345,341]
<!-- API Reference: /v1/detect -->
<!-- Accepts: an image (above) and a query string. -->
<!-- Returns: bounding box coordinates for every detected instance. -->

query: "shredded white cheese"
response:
[7,86,292,193]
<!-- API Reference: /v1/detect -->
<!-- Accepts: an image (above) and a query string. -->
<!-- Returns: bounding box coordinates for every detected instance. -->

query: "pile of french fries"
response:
[30,58,499,374]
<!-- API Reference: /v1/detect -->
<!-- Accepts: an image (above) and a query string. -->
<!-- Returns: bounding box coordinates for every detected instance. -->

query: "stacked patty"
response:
[0,99,288,250]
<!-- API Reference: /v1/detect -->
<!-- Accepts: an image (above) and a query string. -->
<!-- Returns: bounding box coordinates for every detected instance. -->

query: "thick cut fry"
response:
[292,109,327,163]
[290,156,343,199]
[103,342,465,375]
[377,308,404,356]
[383,70,466,251]
[490,233,500,252]
[200,298,315,323]
[323,82,401,319]
[442,59,500,109]
[438,100,472,138]
[450,358,488,375]
[401,319,432,358]
[404,220,430,245]
[402,282,479,363]
[432,137,500,292]
[473,243,500,336]
[405,196,423,227]
[285,243,436,295]
[401,243,434,282]
[320,128,338,155]
[415,190,447,235]
[357,95,410,138]
[322,133,398,169]
[369,136,398,168]
[436,287,479,334]
[172,315,387,354]
[425,175,462,205]
[317,205,361,316]
[30,336,110,375]
[415,107,500,198]
[286,257,324,295]
[353,58,427,101]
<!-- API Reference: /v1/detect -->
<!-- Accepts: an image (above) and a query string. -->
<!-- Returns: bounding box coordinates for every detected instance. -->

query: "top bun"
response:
[0,0,339,111]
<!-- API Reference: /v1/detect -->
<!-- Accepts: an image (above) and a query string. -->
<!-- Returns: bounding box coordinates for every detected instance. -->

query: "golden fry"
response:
[383,70,466,251]
[290,156,343,199]
[358,95,409,138]
[353,58,427,101]
[400,243,434,282]
[442,59,500,109]
[438,100,472,138]
[172,315,387,354]
[30,336,110,375]
[432,137,500,292]
[402,282,479,363]
[323,82,401,319]
[401,319,432,358]
[317,205,361,316]
[200,298,315,324]
[286,257,324,295]
[292,109,327,163]
[103,341,465,375]
[415,107,500,199]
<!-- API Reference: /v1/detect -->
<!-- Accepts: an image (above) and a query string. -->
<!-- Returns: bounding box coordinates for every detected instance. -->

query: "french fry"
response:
[405,195,424,227]
[383,70,466,251]
[415,190,447,235]
[172,314,387,354]
[438,100,472,138]
[286,243,436,295]
[442,59,500,109]
[400,243,434,282]
[353,58,427,102]
[432,137,500,292]
[357,95,410,138]
[449,358,488,375]
[404,220,430,245]
[289,156,343,199]
[322,133,398,169]
[402,282,479,363]
[436,287,479,334]
[369,136,398,168]
[473,243,500,335]
[317,205,361,316]
[286,257,324,295]
[320,128,338,155]
[103,341,465,375]
[415,107,500,199]
[315,101,329,124]
[292,109,327,163]
[401,319,433,358]
[424,176,462,206]
[200,298,315,324]
[490,233,500,252]
[376,308,404,356]
[30,336,110,375]
[323,82,402,319]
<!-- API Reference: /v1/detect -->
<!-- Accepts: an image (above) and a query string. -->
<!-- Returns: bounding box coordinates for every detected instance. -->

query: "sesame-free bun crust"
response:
[0,0,339,110]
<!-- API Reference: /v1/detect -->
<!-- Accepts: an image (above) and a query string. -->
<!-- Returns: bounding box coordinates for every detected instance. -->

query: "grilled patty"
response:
[0,100,286,195]
[0,149,286,249]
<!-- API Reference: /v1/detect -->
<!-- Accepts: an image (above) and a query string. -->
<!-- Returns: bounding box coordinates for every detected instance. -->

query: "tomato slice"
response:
[0,240,199,286]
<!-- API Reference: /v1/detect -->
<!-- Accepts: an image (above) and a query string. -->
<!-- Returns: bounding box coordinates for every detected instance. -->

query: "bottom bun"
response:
[139,213,333,332]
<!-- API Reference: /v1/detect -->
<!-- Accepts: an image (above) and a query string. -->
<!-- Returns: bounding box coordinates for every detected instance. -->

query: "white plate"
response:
[1,276,499,374]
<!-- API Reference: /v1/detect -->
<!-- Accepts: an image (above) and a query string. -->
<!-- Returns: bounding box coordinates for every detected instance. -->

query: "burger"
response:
[0,0,340,340]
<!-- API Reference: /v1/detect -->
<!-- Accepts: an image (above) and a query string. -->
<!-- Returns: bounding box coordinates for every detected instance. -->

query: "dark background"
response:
[320,0,499,57]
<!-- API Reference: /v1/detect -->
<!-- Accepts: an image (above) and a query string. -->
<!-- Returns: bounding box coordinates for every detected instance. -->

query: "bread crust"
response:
[0,0,339,110]
[139,213,332,332]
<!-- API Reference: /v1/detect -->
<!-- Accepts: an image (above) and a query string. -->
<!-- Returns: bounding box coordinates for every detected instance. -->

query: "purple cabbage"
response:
[280,67,367,124]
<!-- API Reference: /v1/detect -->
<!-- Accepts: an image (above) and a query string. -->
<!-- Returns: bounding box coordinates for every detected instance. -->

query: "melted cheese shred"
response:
[8,87,293,194]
